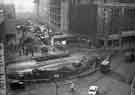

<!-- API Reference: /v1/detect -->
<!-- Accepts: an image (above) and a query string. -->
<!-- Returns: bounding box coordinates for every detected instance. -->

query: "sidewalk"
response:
[6,50,67,64]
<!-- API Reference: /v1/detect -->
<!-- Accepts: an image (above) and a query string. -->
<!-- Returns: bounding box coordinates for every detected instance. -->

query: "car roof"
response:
[101,60,109,65]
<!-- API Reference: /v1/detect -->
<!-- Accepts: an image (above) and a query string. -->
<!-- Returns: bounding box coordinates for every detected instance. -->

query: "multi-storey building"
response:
[38,0,69,33]
[96,0,135,49]
[38,0,97,47]
[38,0,135,49]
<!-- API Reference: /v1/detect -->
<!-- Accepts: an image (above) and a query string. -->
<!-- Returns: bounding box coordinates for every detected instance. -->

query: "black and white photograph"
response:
[0,0,135,95]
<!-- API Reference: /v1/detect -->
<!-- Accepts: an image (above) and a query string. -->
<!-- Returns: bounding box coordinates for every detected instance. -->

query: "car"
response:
[9,80,25,90]
[88,85,99,95]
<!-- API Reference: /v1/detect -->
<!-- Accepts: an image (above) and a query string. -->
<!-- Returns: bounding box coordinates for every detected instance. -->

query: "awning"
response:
[121,31,135,37]
[53,34,74,39]
[108,34,120,40]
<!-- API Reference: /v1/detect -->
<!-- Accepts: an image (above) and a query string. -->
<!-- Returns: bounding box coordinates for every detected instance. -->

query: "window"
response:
[125,8,135,17]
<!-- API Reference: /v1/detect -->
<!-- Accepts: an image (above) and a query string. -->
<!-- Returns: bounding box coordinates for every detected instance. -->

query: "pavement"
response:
[115,59,135,83]
[8,46,134,95]
[58,53,131,95]
[7,53,83,73]
[9,48,132,95]
[7,47,103,73]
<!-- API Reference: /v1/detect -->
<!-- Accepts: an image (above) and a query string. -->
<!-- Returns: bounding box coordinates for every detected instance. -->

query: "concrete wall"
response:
[69,4,97,40]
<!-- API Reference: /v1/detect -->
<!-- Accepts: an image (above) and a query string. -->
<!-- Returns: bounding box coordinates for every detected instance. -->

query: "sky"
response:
[5,0,35,13]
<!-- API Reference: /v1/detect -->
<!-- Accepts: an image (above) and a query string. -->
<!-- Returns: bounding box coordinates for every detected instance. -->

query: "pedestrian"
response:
[95,56,101,68]
[70,82,75,93]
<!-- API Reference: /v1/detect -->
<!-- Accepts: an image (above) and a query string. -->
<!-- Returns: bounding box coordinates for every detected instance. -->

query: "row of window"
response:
[118,0,135,3]
[50,19,61,27]
[49,0,61,6]
[50,14,61,22]
[71,0,91,5]
[124,8,135,16]
[49,14,61,28]
[104,7,135,17]
[50,7,61,16]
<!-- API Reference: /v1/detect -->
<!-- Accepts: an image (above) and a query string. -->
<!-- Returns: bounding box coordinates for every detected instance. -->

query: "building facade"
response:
[38,0,97,47]
[38,0,135,49]
[68,0,97,41]
[38,0,69,33]
[96,0,135,49]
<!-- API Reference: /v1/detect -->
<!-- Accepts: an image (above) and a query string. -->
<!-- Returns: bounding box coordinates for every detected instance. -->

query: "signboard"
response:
[108,34,120,40]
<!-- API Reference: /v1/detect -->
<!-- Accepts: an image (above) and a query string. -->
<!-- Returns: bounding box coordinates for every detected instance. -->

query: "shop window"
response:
[108,40,113,47]
[113,40,119,47]
[125,8,135,17]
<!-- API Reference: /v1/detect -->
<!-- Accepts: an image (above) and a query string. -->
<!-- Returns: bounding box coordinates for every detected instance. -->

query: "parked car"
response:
[9,80,25,90]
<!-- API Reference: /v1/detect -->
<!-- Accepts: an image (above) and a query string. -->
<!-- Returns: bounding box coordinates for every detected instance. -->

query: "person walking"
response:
[69,81,76,95]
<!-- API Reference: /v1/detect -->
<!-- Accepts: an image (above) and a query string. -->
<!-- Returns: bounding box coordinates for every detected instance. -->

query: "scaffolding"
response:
[0,43,7,95]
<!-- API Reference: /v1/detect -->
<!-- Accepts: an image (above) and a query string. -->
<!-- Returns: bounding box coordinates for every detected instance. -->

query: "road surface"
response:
[8,51,133,95]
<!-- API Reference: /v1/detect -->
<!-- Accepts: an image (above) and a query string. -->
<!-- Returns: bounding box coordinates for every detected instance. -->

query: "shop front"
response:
[121,31,135,50]
[108,34,121,49]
